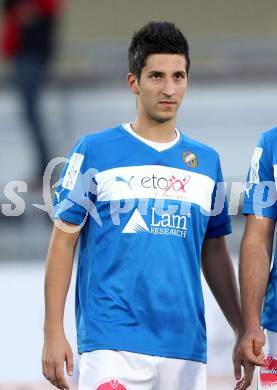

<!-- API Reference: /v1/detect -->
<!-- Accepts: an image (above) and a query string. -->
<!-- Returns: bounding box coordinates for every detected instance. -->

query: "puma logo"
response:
[115,176,134,190]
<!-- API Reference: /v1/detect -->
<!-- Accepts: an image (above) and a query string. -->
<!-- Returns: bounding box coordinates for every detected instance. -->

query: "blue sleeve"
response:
[243,134,277,220]
[205,155,232,239]
[53,137,98,226]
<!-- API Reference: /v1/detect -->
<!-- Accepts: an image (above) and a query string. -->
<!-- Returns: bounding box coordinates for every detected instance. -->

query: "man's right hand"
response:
[42,332,74,390]
[236,328,266,366]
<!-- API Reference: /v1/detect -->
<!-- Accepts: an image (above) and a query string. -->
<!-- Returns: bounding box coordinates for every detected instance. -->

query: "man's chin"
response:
[154,113,175,123]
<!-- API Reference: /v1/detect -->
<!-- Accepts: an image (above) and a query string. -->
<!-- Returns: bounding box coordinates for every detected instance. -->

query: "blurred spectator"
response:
[0,0,62,187]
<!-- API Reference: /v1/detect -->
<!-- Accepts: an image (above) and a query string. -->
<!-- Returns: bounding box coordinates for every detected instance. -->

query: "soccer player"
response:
[42,21,253,390]
[239,127,277,389]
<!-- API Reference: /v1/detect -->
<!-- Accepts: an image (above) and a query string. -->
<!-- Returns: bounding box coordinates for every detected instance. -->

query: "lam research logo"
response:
[122,209,150,233]
[122,208,187,238]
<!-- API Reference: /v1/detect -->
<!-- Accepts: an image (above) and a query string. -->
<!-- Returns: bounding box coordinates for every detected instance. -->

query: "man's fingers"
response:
[42,360,47,379]
[234,378,244,390]
[240,362,255,390]
[235,362,255,390]
[234,357,242,380]
[256,350,266,362]
[246,350,265,366]
[234,375,250,390]
[239,343,265,366]
[246,355,264,366]
[42,339,73,389]
[46,362,58,388]
[55,363,69,390]
[253,338,265,356]
[65,350,74,376]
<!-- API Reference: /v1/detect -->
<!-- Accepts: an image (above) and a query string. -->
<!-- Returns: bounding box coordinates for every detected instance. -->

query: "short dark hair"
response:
[128,21,190,81]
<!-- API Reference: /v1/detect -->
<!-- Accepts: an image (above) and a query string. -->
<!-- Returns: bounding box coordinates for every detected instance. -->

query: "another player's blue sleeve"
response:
[243,134,277,220]
[53,137,97,226]
[205,156,232,239]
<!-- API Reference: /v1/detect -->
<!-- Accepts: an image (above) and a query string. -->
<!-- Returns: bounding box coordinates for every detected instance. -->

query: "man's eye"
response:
[152,74,160,79]
[175,74,184,79]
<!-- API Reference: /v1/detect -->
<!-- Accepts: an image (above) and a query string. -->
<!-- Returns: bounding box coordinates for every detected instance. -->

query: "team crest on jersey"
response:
[259,355,277,388]
[182,151,198,168]
[96,378,127,390]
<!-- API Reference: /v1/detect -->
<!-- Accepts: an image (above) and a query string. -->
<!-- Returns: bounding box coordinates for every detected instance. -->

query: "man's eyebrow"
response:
[147,70,187,75]
[174,70,187,75]
[147,70,163,75]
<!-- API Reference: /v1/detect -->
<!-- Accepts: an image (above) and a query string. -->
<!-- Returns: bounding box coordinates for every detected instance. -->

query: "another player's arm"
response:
[201,236,254,390]
[42,221,81,390]
[238,215,275,364]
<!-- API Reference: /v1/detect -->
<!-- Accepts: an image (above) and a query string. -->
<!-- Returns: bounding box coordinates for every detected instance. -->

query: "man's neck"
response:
[131,117,177,143]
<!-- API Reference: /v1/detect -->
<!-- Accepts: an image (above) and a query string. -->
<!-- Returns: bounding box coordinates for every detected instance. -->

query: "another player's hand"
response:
[233,359,255,390]
[236,328,266,365]
[42,332,73,390]
[233,329,265,390]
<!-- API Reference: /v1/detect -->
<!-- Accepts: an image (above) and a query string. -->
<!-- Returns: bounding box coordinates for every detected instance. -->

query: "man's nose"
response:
[162,79,175,96]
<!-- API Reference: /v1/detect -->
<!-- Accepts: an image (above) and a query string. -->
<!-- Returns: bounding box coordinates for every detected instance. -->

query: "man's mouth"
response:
[159,101,176,105]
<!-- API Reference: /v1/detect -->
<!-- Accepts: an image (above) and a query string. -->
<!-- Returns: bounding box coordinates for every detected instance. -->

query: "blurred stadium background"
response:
[0,1,277,389]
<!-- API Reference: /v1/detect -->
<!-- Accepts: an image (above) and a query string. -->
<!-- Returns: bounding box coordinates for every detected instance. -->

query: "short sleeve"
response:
[53,137,97,226]
[243,134,277,220]
[205,155,232,239]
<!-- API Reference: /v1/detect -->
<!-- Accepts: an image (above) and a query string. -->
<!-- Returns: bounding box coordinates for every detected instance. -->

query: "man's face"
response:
[131,54,188,123]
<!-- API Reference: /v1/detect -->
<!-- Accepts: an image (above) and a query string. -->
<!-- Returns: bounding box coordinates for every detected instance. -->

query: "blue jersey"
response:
[243,127,277,331]
[54,124,231,363]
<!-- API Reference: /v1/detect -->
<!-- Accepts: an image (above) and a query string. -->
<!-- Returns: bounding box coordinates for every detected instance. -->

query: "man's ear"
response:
[127,73,139,95]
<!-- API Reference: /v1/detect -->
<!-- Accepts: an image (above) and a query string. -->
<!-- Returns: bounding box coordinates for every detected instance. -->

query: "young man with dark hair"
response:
[239,127,277,389]
[42,21,253,390]
[128,21,190,80]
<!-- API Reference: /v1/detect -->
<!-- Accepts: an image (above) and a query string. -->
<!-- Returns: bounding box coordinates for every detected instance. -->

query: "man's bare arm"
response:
[201,236,253,390]
[202,236,242,333]
[238,215,275,364]
[42,221,81,390]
